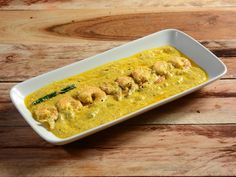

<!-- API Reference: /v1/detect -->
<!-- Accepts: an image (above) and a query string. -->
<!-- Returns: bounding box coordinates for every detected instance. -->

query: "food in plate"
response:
[25,45,208,138]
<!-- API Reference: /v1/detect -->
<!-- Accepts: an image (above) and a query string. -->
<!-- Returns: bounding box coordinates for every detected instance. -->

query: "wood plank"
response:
[0,126,51,147]
[1,80,236,127]
[222,57,236,79]
[1,97,236,128]
[1,125,236,148]
[1,78,236,102]
[1,79,236,126]
[0,42,124,81]
[0,56,234,81]
[201,40,236,57]
[130,97,236,125]
[0,125,236,176]
[192,79,236,97]
[0,10,235,43]
[0,40,235,61]
[0,0,236,9]
[0,41,235,81]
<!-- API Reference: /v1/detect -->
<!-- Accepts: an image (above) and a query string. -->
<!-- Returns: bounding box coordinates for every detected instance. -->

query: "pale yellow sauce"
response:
[25,46,208,138]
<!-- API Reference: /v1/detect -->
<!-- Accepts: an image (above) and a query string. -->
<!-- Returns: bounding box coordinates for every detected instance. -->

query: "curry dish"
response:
[25,46,208,138]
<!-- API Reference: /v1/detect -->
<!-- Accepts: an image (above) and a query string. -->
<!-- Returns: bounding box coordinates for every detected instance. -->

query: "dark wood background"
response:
[0,0,236,176]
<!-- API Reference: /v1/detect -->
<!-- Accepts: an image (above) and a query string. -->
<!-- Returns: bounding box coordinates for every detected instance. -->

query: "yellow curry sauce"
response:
[25,46,208,138]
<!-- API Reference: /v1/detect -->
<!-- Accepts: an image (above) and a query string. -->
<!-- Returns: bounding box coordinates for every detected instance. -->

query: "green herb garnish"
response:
[32,91,57,105]
[59,84,76,94]
[32,84,76,105]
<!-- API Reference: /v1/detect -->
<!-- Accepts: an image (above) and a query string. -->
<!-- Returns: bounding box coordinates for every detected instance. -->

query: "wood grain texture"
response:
[1,80,236,128]
[0,125,236,176]
[201,40,236,57]
[46,11,236,41]
[0,0,236,9]
[0,56,235,81]
[0,10,236,43]
[0,1,236,176]
[0,41,235,81]
[1,97,236,127]
[2,79,236,102]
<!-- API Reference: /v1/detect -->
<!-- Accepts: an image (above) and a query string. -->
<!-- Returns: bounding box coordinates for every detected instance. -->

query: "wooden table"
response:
[0,1,236,176]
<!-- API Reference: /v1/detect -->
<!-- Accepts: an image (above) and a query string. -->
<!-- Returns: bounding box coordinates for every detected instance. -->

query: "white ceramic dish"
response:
[10,29,227,145]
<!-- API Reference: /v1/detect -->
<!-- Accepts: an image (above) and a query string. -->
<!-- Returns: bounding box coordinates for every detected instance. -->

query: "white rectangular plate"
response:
[10,29,227,145]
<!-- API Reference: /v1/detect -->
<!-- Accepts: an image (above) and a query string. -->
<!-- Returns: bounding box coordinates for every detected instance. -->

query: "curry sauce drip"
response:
[25,46,208,138]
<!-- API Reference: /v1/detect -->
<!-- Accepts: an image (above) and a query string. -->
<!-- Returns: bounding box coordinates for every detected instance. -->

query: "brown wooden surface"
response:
[0,0,236,176]
[0,0,235,9]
